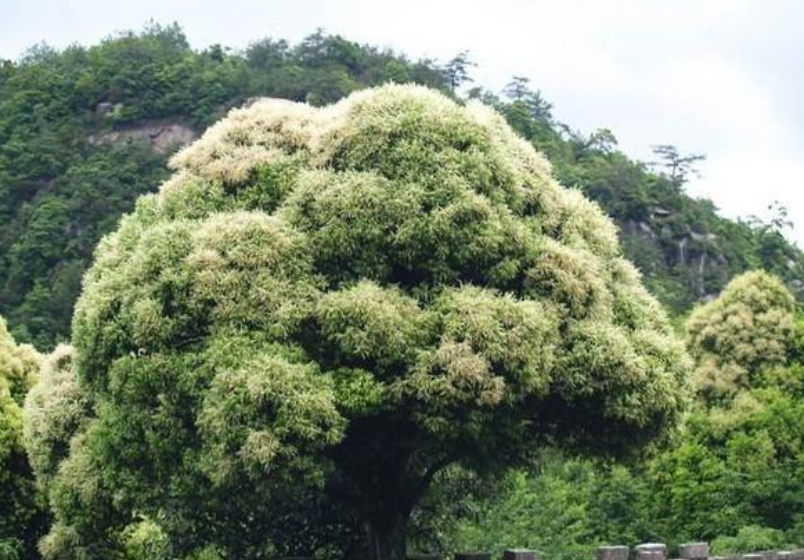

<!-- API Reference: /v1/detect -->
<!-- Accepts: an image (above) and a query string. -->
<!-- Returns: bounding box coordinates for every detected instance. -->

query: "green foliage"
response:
[4,23,804,352]
[0,25,447,349]
[686,271,797,405]
[447,272,804,556]
[637,274,804,546]
[0,316,44,560]
[0,318,40,404]
[452,466,595,560]
[5,22,804,559]
[120,519,169,560]
[23,345,91,493]
[429,454,651,559]
[30,85,690,560]
[711,526,791,555]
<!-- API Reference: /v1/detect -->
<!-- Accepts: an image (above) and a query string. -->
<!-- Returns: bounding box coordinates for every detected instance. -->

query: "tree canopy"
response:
[25,84,692,560]
[686,271,797,405]
[0,315,43,560]
[642,272,804,546]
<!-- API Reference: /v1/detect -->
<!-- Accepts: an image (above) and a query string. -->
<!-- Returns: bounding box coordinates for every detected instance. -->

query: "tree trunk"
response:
[365,514,408,560]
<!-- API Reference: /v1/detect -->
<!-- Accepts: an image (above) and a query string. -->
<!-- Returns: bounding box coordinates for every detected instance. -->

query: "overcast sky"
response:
[3,0,803,244]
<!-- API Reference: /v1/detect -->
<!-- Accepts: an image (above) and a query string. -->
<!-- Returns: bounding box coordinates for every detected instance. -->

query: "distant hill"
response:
[1,23,801,348]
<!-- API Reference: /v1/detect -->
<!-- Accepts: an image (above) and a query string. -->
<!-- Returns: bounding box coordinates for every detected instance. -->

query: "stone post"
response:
[503,550,539,560]
[679,543,709,560]
[636,543,667,560]
[598,546,630,560]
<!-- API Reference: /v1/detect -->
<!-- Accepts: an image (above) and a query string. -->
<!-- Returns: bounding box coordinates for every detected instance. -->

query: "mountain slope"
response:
[1,23,801,347]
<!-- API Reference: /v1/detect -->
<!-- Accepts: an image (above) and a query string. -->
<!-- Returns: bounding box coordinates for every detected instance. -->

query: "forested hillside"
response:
[1,23,801,348]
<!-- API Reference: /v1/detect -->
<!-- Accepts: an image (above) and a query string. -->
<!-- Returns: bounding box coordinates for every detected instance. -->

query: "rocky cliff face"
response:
[622,217,727,299]
[89,119,196,153]
[616,207,739,311]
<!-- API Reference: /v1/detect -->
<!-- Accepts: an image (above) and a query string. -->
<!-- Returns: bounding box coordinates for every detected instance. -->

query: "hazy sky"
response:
[3,0,803,244]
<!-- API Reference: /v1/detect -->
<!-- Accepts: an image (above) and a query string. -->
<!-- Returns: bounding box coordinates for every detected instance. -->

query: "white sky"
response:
[2,0,804,245]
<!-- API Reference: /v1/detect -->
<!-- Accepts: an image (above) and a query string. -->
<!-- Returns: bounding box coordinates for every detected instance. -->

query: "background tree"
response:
[503,77,554,125]
[685,270,797,405]
[33,85,691,560]
[0,315,44,560]
[641,271,804,548]
[649,145,706,187]
[442,50,476,92]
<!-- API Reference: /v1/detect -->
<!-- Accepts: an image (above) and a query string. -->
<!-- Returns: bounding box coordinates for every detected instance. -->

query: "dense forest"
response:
[0,23,802,349]
[3,22,804,560]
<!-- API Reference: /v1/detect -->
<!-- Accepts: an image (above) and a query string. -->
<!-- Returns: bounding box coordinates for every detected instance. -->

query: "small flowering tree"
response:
[30,85,689,560]
[686,270,798,405]
[0,316,42,560]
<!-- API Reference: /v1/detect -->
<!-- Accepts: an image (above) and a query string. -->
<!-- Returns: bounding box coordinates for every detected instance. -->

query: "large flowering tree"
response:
[27,85,689,560]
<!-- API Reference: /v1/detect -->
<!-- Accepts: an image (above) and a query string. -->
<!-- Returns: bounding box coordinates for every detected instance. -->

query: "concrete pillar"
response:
[679,543,709,560]
[598,546,630,560]
[503,550,539,560]
[636,543,667,560]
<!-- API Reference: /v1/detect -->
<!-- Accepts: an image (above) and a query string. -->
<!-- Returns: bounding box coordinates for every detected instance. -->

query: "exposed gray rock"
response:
[689,230,717,242]
[638,221,656,238]
[89,121,196,153]
[678,238,688,266]
[95,101,123,119]
[242,96,298,108]
[96,101,114,116]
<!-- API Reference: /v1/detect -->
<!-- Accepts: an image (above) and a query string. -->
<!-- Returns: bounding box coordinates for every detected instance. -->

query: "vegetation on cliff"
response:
[1,24,801,348]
